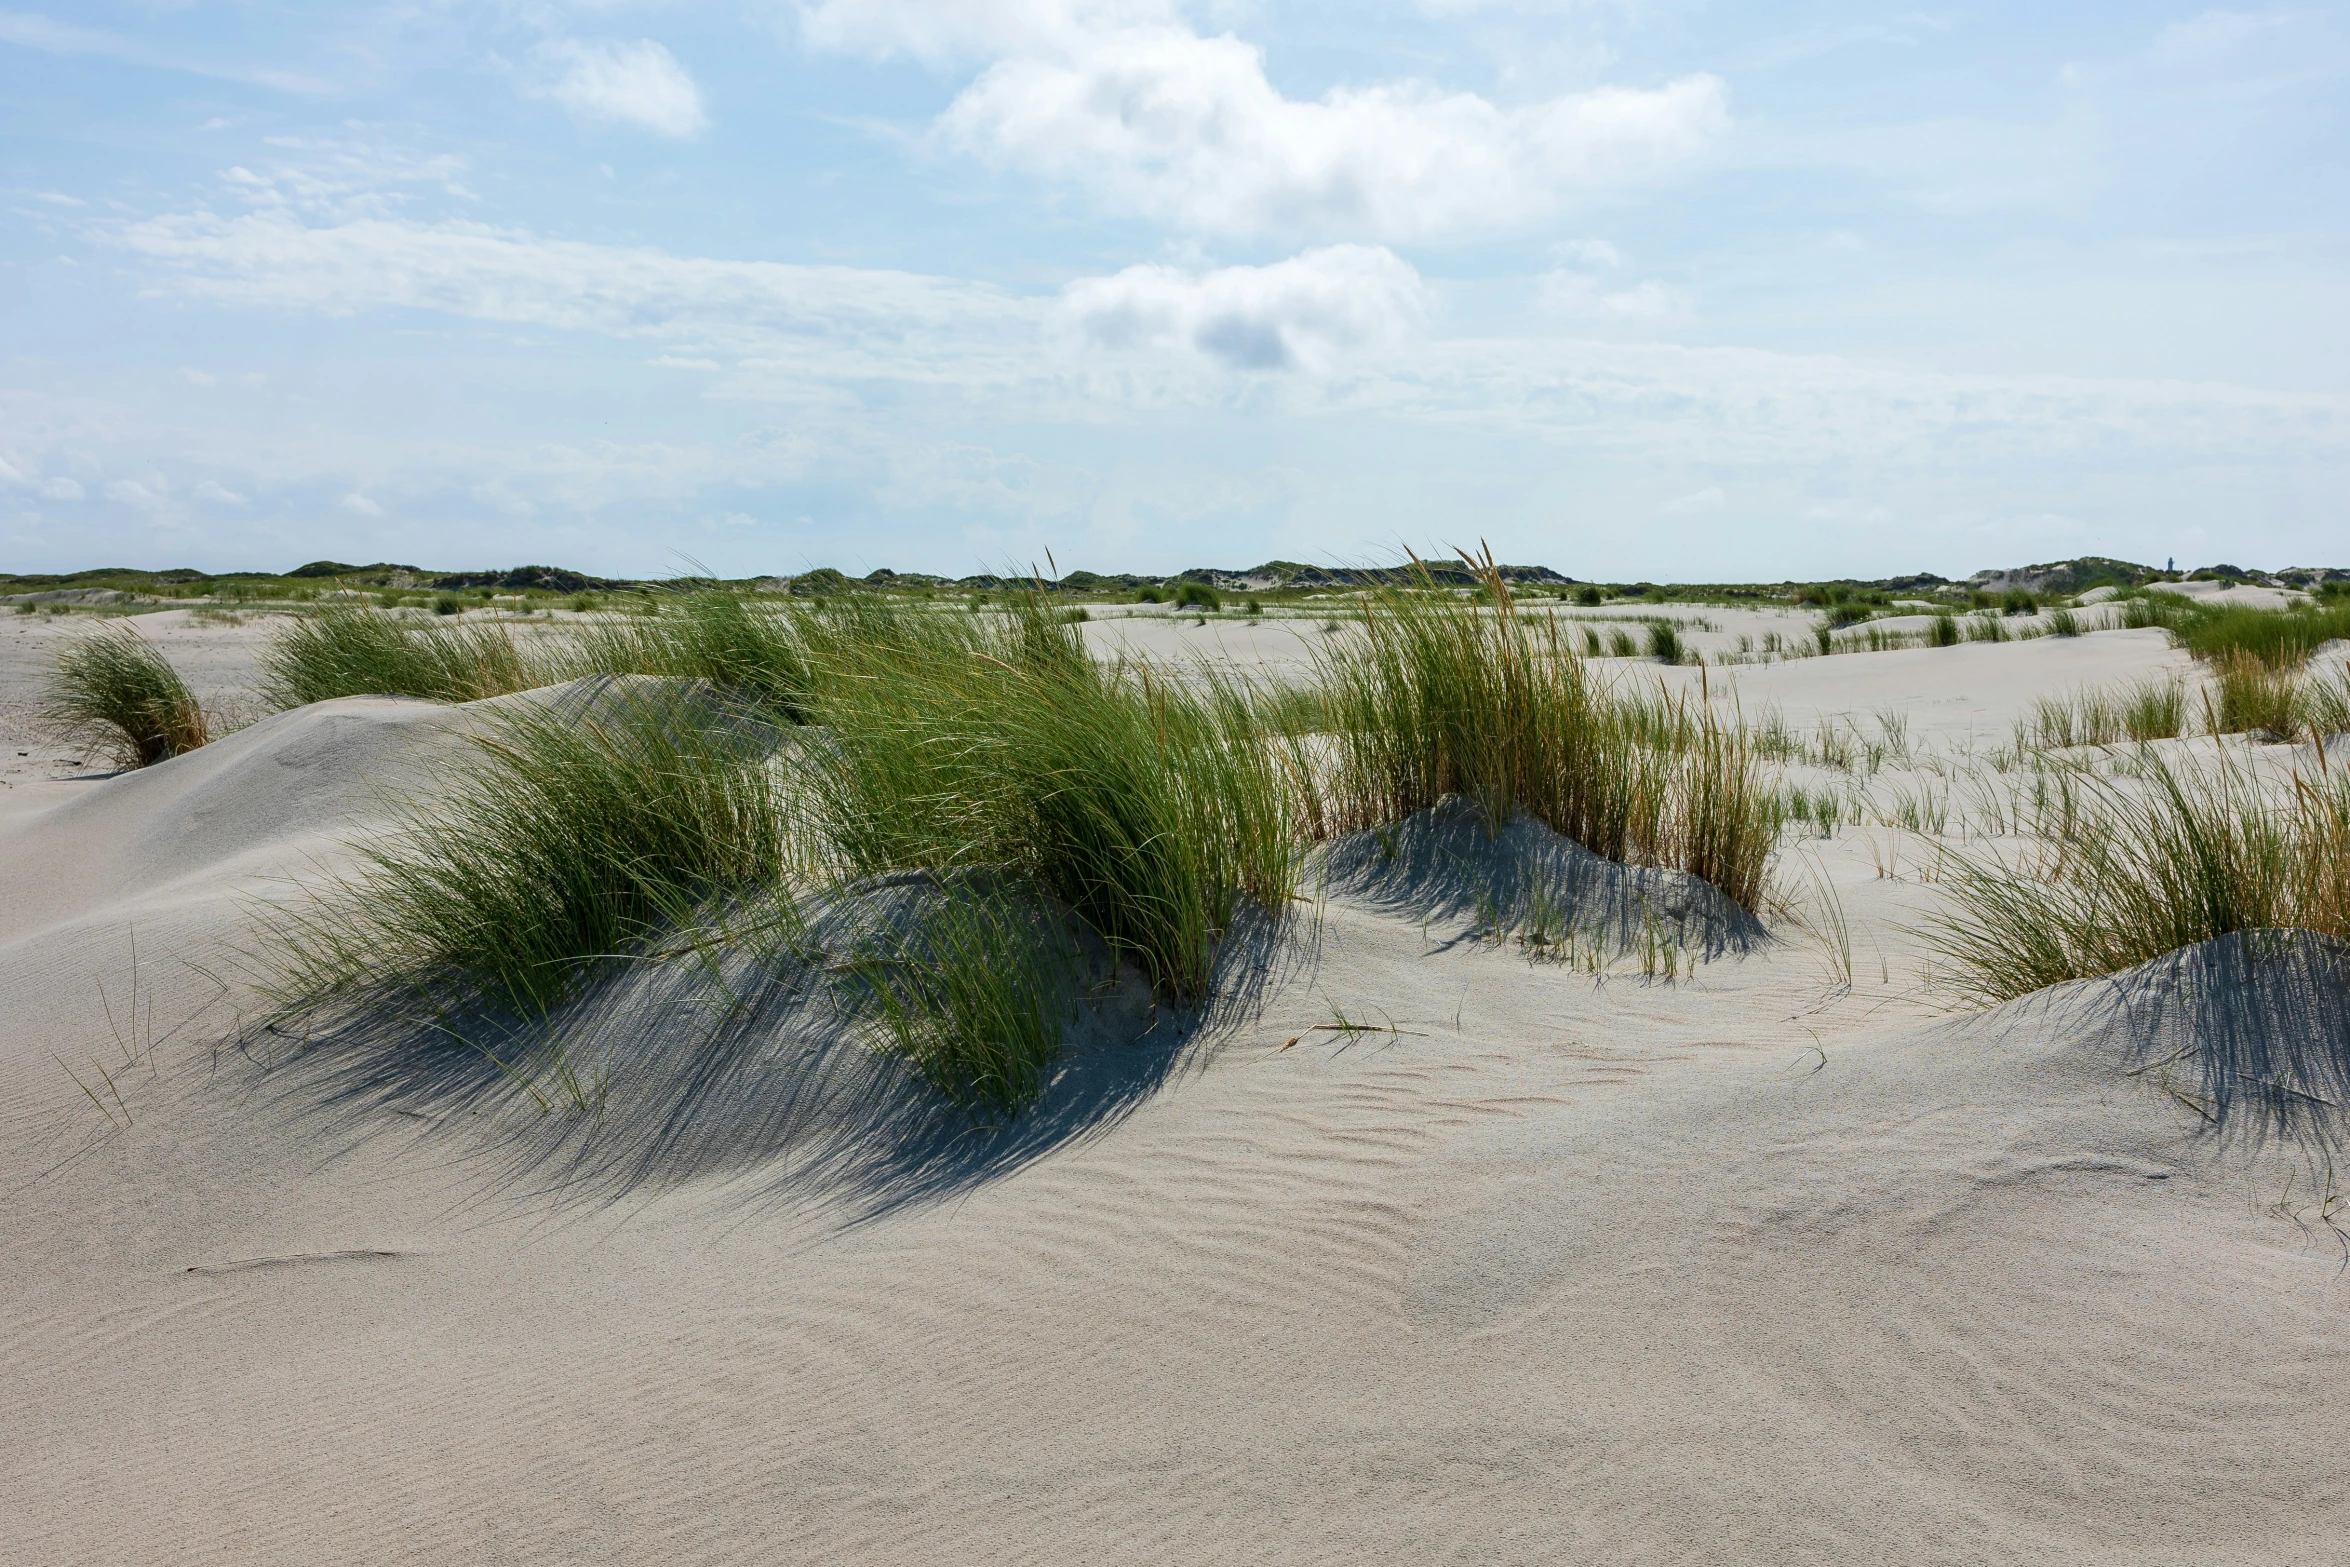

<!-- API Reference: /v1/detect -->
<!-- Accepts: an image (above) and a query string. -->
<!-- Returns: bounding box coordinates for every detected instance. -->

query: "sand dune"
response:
[6,617,2349,1563]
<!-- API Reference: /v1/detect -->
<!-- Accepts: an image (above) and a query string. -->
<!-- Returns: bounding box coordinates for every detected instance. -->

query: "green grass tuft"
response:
[558,593,810,722]
[261,606,540,708]
[849,885,1080,1119]
[800,594,1296,1003]
[1309,555,1777,911]
[1929,753,2350,1002]
[265,686,793,1016]
[41,626,209,767]
[2208,652,2303,736]
[2172,598,2350,670]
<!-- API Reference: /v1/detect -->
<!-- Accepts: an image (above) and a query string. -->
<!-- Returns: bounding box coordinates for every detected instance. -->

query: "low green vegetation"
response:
[848,886,1082,1119]
[265,687,792,1017]
[2026,679,2190,749]
[1310,558,1776,912]
[557,592,811,722]
[1930,753,2350,1002]
[2170,597,2350,669]
[39,626,209,767]
[799,596,1295,1003]
[2208,652,2304,737]
[260,606,539,707]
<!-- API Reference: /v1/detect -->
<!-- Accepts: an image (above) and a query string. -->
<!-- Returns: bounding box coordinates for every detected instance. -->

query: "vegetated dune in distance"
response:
[8,624,2350,1564]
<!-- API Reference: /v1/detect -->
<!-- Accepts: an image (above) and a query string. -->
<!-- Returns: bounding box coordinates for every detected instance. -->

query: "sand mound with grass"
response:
[1318,794,1766,957]
[9,650,2350,1562]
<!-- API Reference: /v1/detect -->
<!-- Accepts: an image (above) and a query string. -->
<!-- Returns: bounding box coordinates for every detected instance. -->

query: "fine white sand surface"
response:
[6,612,2350,1564]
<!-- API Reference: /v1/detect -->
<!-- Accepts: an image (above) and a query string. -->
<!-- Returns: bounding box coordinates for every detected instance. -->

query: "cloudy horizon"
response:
[3,2,2346,580]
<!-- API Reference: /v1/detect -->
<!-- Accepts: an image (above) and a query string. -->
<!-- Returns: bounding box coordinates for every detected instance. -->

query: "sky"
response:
[2,2,2347,581]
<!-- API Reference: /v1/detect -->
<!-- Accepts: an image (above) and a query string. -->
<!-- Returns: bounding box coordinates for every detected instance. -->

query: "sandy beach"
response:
[4,599,2348,1565]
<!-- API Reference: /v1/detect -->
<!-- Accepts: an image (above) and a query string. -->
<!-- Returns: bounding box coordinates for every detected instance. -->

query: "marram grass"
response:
[556,592,811,722]
[847,884,1081,1119]
[797,594,1298,1003]
[261,605,542,708]
[41,625,209,767]
[264,686,792,1017]
[1308,555,1777,912]
[1928,751,2350,1002]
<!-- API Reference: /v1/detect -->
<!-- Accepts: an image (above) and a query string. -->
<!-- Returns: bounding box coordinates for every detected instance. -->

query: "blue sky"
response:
[2,2,2346,579]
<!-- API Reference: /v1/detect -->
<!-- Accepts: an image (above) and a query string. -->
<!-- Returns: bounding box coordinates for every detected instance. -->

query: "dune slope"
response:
[4,681,2348,1564]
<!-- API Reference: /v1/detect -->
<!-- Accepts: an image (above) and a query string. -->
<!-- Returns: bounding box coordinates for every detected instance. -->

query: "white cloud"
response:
[942,26,1726,239]
[216,138,472,220]
[38,477,85,501]
[90,202,2350,510]
[1062,244,1427,371]
[1554,237,1624,268]
[536,39,709,139]
[1659,484,1724,515]
[1541,266,1691,324]
[33,191,84,207]
[340,491,383,516]
[796,0,1172,63]
[193,480,246,504]
[0,10,333,94]
[110,210,1038,376]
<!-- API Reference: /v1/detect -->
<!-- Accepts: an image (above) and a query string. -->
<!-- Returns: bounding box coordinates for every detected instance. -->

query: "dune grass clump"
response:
[801,596,1296,1004]
[268,690,792,1016]
[2172,598,2350,670]
[41,626,209,767]
[2122,679,2189,742]
[261,605,541,708]
[560,592,811,722]
[2208,652,2303,737]
[1929,753,2350,1002]
[849,886,1081,1119]
[1928,612,1961,648]
[2304,665,2350,739]
[1310,556,1777,912]
[2026,680,2187,750]
[1645,621,1683,664]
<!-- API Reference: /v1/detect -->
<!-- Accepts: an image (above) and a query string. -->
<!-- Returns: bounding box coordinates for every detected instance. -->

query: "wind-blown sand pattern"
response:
[7,607,2350,1564]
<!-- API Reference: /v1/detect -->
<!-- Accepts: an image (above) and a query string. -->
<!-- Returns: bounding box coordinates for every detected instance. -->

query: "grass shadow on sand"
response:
[229,896,1308,1228]
[1315,796,1768,962]
[1970,929,2350,1149]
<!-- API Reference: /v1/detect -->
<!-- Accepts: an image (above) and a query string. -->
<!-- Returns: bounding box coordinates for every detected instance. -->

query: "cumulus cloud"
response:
[941,27,1726,239]
[802,4,1725,240]
[39,477,85,501]
[340,491,384,516]
[536,39,709,139]
[1062,244,1426,371]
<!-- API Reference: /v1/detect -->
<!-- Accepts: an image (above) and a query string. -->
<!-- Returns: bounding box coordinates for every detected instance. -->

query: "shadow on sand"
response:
[2057,929,2350,1147]
[1313,795,1766,960]
[231,892,1312,1228]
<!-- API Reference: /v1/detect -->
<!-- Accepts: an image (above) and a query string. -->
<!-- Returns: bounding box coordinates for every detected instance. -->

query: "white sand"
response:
[5,612,2349,1563]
